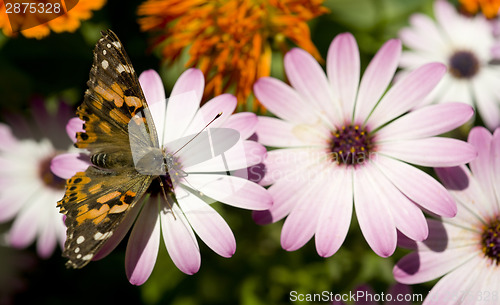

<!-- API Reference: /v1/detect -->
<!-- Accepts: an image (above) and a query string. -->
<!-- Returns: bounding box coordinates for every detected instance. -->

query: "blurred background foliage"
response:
[0,0,449,304]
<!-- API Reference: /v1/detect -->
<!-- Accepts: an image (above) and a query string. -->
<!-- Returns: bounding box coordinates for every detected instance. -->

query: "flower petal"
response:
[170,68,204,107]
[139,69,166,106]
[327,32,360,120]
[0,182,34,222]
[354,39,401,123]
[315,167,353,257]
[399,13,448,55]
[434,0,461,46]
[256,116,317,147]
[8,192,47,248]
[379,137,477,167]
[184,174,272,210]
[50,153,90,179]
[161,199,200,275]
[168,127,241,168]
[222,112,257,140]
[353,164,397,257]
[422,257,485,305]
[65,118,85,144]
[258,148,326,186]
[435,166,491,228]
[284,48,338,125]
[183,94,237,136]
[253,77,317,123]
[125,197,161,286]
[37,207,58,258]
[491,129,500,215]
[375,103,473,142]
[280,171,328,251]
[253,160,327,224]
[374,155,456,217]
[468,127,499,215]
[0,123,18,151]
[183,140,266,172]
[472,72,500,130]
[393,220,476,284]
[162,90,201,144]
[368,163,429,241]
[478,260,500,305]
[368,63,447,129]
[178,188,235,258]
[468,127,491,182]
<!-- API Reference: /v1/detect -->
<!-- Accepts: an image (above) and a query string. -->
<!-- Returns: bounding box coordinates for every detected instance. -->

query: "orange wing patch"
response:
[93,81,124,107]
[97,191,121,203]
[76,204,111,225]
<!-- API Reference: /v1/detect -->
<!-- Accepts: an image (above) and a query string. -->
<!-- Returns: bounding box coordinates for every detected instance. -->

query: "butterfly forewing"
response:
[58,30,158,268]
[75,29,158,156]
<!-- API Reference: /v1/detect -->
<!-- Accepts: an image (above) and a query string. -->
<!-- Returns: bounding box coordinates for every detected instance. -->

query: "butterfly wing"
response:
[58,167,153,268]
[58,30,158,268]
[76,29,158,158]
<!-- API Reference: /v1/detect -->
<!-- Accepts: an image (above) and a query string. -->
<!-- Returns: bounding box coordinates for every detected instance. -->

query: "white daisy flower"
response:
[399,0,500,129]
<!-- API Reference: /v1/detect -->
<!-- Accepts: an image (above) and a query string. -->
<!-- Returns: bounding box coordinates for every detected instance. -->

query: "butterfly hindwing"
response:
[59,167,153,268]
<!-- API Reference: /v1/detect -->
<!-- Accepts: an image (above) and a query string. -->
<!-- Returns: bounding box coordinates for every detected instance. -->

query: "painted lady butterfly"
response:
[58,30,165,268]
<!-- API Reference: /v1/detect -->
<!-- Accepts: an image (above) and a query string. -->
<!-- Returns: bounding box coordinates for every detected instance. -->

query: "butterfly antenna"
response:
[172,112,223,156]
[157,177,176,220]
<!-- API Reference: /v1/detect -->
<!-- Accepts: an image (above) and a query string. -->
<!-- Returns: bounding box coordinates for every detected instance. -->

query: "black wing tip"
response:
[100,29,115,37]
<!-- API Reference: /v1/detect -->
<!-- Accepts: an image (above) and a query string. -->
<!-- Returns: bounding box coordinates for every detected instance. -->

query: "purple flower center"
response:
[482,218,500,265]
[448,50,480,79]
[39,155,66,190]
[329,124,373,166]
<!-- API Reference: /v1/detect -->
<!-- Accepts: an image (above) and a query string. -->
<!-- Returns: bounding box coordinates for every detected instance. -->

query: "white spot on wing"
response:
[82,254,93,261]
[116,64,131,74]
[77,254,82,259]
[94,231,113,240]
[107,43,111,48]
[103,50,107,55]
[75,247,80,253]
[76,236,85,244]
[101,60,109,70]
[112,41,121,49]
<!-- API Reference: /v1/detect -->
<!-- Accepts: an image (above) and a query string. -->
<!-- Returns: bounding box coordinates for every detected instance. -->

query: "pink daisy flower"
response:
[0,99,74,258]
[394,126,500,305]
[52,69,272,285]
[399,0,500,129]
[252,32,477,258]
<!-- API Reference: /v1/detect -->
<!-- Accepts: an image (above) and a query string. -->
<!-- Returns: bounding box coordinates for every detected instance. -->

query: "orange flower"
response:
[138,0,328,111]
[0,0,106,39]
[460,0,500,18]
